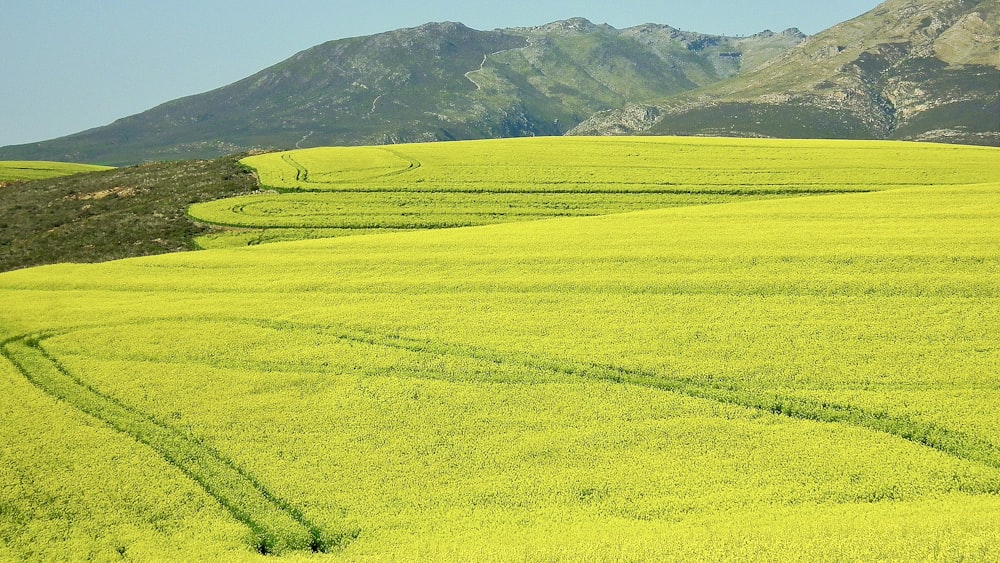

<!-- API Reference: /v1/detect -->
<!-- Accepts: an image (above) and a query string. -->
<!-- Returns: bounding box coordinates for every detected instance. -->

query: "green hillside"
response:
[2,1,993,165]
[0,156,257,272]
[1,138,999,560]
[0,21,801,165]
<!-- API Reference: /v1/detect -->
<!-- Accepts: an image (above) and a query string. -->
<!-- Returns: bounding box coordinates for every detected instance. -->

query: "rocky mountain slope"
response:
[572,0,999,145]
[0,20,801,165]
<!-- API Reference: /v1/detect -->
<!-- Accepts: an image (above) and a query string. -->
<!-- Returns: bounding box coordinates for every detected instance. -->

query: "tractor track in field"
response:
[9,315,998,556]
[277,148,419,188]
[280,154,310,183]
[0,332,358,556]
[374,147,421,177]
[242,318,1000,476]
[25,317,1000,475]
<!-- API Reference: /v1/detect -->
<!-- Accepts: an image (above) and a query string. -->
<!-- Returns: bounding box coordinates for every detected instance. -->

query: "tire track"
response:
[375,147,422,178]
[18,314,998,557]
[246,318,1000,475]
[280,154,310,183]
[279,148,418,188]
[0,332,359,555]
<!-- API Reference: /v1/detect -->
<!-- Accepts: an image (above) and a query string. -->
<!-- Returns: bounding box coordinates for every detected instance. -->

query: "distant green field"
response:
[191,137,1000,247]
[0,160,112,183]
[2,138,1000,560]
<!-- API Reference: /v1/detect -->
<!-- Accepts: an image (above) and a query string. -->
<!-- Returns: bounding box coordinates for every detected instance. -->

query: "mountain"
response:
[2,0,994,165]
[0,20,802,165]
[571,0,1000,145]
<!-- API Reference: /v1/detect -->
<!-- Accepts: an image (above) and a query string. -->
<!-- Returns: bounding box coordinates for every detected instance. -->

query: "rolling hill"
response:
[0,156,257,272]
[0,161,111,185]
[1,137,999,559]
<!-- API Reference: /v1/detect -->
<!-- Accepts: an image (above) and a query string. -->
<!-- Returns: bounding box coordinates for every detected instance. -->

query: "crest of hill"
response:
[571,0,1000,145]
[0,20,802,165]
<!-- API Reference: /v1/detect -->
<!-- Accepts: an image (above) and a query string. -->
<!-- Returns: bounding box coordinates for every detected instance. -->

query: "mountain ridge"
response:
[0,19,804,165]
[1,0,996,165]
[571,0,999,144]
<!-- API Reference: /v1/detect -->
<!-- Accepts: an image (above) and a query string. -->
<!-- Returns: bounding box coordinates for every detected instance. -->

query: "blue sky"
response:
[0,0,882,147]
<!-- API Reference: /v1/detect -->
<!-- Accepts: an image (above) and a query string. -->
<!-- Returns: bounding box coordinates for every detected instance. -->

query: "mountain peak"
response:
[572,0,999,146]
[623,23,680,35]
[412,21,473,34]
[533,17,608,33]
[747,28,807,40]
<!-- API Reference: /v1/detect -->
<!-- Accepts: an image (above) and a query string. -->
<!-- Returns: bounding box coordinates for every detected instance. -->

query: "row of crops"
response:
[1,137,999,559]
[0,160,111,184]
[190,137,999,247]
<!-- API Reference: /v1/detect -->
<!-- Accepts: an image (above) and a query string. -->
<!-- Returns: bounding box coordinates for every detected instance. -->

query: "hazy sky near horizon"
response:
[1,0,882,148]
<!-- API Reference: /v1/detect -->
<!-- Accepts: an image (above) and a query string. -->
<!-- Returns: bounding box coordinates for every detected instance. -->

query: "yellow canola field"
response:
[1,138,1000,560]
[191,137,1000,247]
[0,160,112,184]
[243,137,999,193]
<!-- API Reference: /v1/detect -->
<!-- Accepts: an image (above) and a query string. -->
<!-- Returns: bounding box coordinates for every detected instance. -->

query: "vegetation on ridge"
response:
[0,156,257,272]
